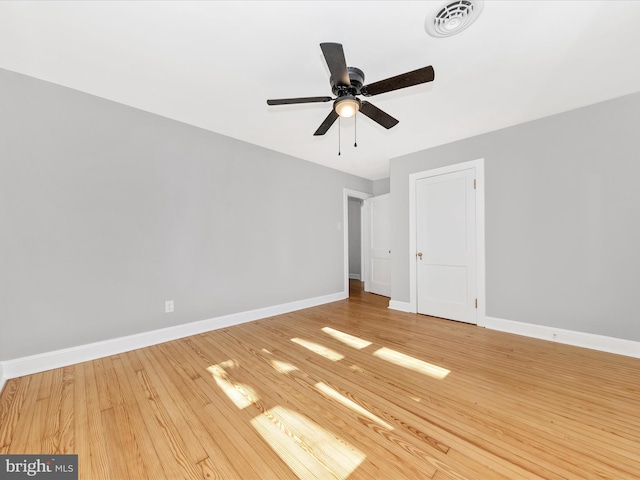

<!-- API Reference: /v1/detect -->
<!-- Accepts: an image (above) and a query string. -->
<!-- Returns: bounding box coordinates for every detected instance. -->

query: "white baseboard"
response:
[348,274,361,280]
[485,316,640,359]
[0,291,347,390]
[388,299,414,313]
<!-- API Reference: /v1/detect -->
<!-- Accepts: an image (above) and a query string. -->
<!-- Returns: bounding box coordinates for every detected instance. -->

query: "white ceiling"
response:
[2,1,640,180]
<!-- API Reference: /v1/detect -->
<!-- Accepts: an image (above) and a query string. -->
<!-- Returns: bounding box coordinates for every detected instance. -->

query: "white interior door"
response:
[364,194,391,297]
[416,169,476,323]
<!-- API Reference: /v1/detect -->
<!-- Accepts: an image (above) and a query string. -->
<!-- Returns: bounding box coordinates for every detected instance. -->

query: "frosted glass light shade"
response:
[334,96,360,118]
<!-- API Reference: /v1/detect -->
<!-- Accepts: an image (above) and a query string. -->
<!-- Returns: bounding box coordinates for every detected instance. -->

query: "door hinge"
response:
[473,179,476,189]
[475,298,478,309]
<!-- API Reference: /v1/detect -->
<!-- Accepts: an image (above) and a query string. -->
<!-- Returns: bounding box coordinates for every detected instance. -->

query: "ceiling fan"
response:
[267,42,435,136]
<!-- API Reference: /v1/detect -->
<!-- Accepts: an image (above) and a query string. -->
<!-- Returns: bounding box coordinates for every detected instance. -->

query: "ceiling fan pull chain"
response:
[338,117,341,156]
[354,113,358,148]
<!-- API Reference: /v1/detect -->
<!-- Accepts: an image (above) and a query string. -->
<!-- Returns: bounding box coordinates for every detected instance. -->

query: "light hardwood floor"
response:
[1,281,639,479]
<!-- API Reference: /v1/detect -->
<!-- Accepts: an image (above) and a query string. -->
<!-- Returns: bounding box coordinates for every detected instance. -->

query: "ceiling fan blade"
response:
[360,101,399,129]
[313,110,339,136]
[267,96,332,106]
[320,43,350,87]
[361,66,435,97]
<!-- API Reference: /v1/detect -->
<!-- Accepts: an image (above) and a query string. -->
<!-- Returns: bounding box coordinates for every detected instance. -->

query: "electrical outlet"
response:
[165,300,174,313]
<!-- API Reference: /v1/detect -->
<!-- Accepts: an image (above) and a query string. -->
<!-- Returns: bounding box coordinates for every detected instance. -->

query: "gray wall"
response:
[390,91,640,342]
[348,197,362,277]
[0,68,372,360]
[372,177,390,196]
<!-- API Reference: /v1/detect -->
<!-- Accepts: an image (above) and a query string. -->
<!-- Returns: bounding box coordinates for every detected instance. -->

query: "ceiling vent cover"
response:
[425,0,484,37]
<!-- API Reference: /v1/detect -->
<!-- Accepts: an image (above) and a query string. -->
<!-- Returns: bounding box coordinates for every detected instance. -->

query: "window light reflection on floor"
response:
[373,347,450,379]
[321,327,372,349]
[315,382,393,430]
[290,337,345,361]
[206,363,259,409]
[269,359,299,374]
[251,406,365,480]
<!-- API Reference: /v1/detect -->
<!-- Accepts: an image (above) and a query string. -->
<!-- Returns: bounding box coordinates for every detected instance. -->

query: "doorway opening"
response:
[343,189,371,297]
[348,196,364,283]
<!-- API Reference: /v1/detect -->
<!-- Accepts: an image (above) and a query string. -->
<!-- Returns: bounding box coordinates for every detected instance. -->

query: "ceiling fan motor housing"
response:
[331,67,365,96]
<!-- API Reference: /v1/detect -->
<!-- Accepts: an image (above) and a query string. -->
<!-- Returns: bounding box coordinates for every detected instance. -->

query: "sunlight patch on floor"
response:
[321,327,372,350]
[207,363,259,409]
[291,338,345,361]
[251,406,365,480]
[373,347,450,379]
[315,382,393,430]
[218,359,238,369]
[270,359,299,374]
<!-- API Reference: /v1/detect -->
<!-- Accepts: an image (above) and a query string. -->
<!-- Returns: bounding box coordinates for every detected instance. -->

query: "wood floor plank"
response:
[1,280,639,479]
[102,355,149,480]
[83,361,111,479]
[116,353,184,480]
[93,357,113,412]
[0,377,30,453]
[35,368,55,401]
[57,366,76,454]
[40,367,64,453]
[110,351,167,480]
[73,363,91,478]
[100,407,131,480]
[6,372,43,454]
[22,398,49,453]
[131,349,205,479]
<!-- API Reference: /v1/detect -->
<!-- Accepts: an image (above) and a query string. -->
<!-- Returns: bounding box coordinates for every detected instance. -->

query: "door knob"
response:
[417,252,423,260]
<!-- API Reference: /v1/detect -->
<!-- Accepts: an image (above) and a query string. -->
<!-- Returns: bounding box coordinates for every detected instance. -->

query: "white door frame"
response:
[408,159,486,326]
[343,188,372,297]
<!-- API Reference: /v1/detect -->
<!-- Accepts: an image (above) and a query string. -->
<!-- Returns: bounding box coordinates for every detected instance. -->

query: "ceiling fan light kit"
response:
[266,43,435,139]
[334,95,360,118]
[425,0,484,37]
